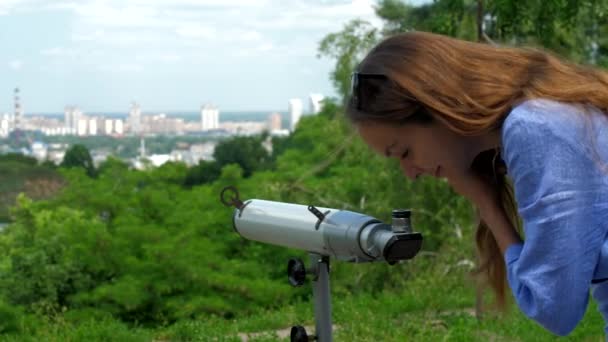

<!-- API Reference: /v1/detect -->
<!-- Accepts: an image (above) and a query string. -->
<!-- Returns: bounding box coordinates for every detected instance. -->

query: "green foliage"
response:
[60,144,96,178]
[183,160,222,187]
[318,19,380,103]
[0,299,23,334]
[213,135,272,177]
[372,0,608,67]
[377,0,478,41]
[0,153,38,166]
[0,154,62,222]
[0,161,293,325]
[96,156,130,176]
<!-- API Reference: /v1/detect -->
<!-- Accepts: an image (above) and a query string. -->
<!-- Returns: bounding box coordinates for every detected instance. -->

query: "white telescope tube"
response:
[232,199,422,263]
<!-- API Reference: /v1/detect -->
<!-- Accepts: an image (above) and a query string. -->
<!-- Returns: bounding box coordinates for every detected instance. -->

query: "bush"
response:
[0,299,23,334]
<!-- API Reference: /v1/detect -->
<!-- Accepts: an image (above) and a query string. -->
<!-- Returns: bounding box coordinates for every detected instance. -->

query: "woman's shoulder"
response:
[501,98,608,174]
[501,98,604,147]
[503,98,586,132]
[500,99,594,164]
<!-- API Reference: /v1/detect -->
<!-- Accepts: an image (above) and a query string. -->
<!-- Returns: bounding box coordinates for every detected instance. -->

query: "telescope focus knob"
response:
[288,258,307,287]
[391,209,412,233]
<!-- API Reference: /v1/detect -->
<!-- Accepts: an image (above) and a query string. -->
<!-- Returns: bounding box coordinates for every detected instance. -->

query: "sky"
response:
[0,0,429,113]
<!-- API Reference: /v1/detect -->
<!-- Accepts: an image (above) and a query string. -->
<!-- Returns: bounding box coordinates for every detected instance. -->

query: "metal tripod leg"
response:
[310,253,332,342]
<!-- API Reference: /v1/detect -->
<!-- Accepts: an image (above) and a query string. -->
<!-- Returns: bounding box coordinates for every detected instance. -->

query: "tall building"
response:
[200,104,220,131]
[0,113,9,137]
[129,102,142,134]
[309,93,325,114]
[64,106,72,132]
[88,119,97,136]
[267,112,282,131]
[288,98,303,132]
[64,106,83,135]
[114,119,124,135]
[104,119,114,135]
[77,118,88,136]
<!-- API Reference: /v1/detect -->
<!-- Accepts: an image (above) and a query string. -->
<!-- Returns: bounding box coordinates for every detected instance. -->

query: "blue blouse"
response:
[501,99,608,336]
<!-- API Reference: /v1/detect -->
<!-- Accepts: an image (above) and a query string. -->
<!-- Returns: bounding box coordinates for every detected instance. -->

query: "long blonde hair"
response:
[346,31,608,308]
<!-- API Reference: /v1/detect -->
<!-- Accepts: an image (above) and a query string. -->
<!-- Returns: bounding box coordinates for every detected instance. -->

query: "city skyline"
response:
[0,0,430,113]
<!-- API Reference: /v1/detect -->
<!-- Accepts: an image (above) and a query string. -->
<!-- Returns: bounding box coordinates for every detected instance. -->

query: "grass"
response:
[0,261,603,342]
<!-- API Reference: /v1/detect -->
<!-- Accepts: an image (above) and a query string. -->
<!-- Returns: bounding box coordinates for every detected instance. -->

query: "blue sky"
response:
[0,0,428,113]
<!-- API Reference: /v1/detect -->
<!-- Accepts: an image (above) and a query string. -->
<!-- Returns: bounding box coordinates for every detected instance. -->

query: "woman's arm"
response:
[498,108,608,336]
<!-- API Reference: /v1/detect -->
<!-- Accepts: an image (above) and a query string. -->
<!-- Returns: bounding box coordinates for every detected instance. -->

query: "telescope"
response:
[220,186,423,342]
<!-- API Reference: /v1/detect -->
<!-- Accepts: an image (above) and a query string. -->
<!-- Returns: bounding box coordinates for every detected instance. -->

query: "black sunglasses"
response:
[350,72,389,111]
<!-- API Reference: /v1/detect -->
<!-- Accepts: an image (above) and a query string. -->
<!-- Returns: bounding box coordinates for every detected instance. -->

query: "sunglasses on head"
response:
[350,72,389,111]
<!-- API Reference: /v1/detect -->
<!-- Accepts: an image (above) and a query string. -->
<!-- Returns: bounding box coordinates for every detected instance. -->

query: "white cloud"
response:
[100,63,144,73]
[48,1,381,44]
[40,47,74,56]
[175,24,217,40]
[258,42,274,52]
[8,1,390,69]
[71,29,105,42]
[0,0,31,15]
[241,31,263,43]
[158,54,182,63]
[9,60,23,70]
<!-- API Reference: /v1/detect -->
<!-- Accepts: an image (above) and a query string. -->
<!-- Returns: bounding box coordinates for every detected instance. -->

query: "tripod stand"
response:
[288,253,333,342]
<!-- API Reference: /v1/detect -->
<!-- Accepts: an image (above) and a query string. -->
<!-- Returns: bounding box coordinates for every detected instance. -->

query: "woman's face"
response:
[356,120,478,181]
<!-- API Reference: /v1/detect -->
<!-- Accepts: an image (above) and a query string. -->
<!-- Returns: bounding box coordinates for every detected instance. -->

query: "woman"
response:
[348,31,608,336]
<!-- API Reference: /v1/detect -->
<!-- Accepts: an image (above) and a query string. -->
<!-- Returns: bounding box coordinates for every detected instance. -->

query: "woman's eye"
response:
[401,149,409,159]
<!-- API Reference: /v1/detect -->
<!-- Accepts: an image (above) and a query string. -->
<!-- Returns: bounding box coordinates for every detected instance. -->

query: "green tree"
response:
[485,0,608,66]
[61,144,96,177]
[373,0,608,67]
[183,160,222,187]
[376,0,478,41]
[212,136,271,177]
[318,19,380,103]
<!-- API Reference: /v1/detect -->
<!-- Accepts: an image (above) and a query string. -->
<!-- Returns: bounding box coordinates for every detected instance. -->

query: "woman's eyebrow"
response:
[384,141,397,157]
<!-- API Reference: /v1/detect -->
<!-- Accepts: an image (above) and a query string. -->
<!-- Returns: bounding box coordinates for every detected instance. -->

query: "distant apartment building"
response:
[114,119,124,135]
[309,93,325,114]
[201,104,220,131]
[77,118,88,136]
[267,112,282,131]
[288,98,303,132]
[144,113,185,134]
[64,106,83,135]
[170,141,217,165]
[220,121,266,136]
[26,116,63,134]
[129,102,142,134]
[104,119,114,135]
[88,118,97,136]
[0,113,9,137]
